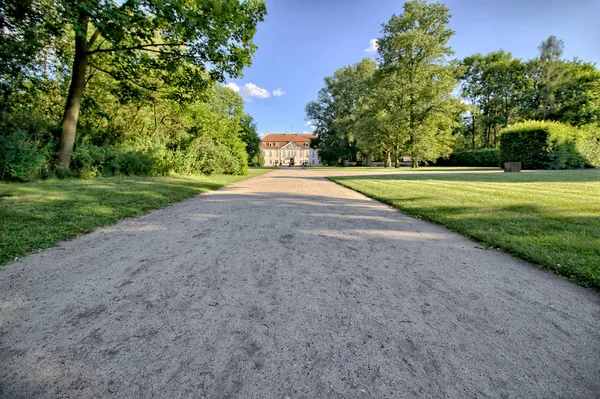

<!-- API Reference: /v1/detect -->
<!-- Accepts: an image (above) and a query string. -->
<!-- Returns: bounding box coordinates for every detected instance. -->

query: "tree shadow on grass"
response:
[0,177,233,264]
[330,170,600,184]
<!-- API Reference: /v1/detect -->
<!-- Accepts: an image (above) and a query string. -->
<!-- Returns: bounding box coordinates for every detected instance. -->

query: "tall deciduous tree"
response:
[536,35,565,119]
[306,58,377,165]
[49,0,266,168]
[376,0,458,167]
[554,60,600,126]
[459,51,531,148]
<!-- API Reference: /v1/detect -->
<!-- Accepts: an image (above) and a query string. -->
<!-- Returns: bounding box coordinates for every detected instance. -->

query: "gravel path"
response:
[1,168,599,398]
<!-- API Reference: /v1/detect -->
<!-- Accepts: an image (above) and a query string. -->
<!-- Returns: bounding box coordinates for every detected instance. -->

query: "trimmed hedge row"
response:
[500,121,600,170]
[436,149,501,167]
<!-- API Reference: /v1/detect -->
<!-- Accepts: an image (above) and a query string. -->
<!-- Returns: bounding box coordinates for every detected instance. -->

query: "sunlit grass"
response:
[304,166,500,172]
[330,171,600,288]
[0,168,272,265]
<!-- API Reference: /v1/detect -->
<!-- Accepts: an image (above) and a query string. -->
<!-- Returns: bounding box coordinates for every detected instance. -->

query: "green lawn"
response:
[0,168,272,265]
[329,171,600,289]
[304,166,500,172]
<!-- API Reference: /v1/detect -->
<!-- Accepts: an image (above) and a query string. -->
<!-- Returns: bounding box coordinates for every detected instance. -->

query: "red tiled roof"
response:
[261,133,315,143]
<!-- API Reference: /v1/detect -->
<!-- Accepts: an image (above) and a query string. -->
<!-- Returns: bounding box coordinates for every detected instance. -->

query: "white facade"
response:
[261,140,321,166]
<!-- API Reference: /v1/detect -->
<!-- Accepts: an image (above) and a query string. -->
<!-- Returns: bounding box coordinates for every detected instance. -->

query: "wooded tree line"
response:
[0,0,266,181]
[306,0,600,167]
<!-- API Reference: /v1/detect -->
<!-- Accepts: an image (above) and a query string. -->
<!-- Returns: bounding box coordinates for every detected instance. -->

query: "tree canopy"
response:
[306,1,600,165]
[307,0,460,167]
[0,0,266,181]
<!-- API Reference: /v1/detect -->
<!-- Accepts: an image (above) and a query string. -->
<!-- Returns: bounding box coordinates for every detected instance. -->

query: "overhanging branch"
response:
[88,62,163,93]
[87,43,185,55]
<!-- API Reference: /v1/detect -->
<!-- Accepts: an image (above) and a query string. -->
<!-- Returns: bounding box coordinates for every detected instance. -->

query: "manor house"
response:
[260,133,322,166]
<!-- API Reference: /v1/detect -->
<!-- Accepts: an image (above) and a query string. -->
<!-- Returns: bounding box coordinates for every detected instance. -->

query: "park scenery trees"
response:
[307,0,600,168]
[0,0,266,181]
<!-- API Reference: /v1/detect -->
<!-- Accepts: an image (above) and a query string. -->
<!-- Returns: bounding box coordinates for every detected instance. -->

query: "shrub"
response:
[105,150,154,176]
[71,142,106,178]
[500,121,599,169]
[184,137,246,176]
[71,143,155,177]
[69,138,247,178]
[0,129,52,181]
[436,149,501,167]
[578,126,600,168]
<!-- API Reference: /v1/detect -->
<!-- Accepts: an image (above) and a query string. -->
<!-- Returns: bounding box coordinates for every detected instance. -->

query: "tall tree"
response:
[306,58,377,165]
[554,60,600,126]
[40,0,267,168]
[459,54,485,149]
[536,35,566,119]
[459,51,531,148]
[377,0,458,167]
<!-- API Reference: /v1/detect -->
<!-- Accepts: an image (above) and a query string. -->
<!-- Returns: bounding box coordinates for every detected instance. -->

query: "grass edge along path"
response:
[328,171,600,289]
[0,168,273,266]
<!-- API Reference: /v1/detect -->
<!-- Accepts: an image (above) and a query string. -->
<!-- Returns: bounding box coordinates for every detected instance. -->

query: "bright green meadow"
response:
[329,170,600,288]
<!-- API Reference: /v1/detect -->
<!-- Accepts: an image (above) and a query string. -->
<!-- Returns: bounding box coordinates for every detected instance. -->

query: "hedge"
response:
[500,121,600,169]
[436,149,501,167]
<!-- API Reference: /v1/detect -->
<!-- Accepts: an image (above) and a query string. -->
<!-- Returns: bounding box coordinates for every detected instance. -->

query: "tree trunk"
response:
[384,151,391,168]
[57,23,89,169]
[471,115,476,149]
[366,154,372,166]
[394,152,400,168]
[411,158,418,169]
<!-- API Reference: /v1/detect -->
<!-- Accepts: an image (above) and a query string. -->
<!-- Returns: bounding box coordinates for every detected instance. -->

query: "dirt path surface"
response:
[1,168,599,398]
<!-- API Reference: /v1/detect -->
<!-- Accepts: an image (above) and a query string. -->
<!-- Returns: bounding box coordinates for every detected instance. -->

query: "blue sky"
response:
[225,0,600,136]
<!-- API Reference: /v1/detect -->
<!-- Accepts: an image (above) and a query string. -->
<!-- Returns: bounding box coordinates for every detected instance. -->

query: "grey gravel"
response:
[1,168,599,398]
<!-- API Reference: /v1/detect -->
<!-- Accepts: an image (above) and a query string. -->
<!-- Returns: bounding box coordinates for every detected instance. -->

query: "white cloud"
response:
[273,88,286,97]
[364,38,379,53]
[304,120,316,131]
[224,82,270,100]
[224,82,240,92]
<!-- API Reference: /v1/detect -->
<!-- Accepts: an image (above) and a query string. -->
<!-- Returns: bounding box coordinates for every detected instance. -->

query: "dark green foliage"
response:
[69,137,248,179]
[0,0,267,170]
[500,121,599,169]
[0,111,56,181]
[0,130,52,181]
[0,61,261,181]
[437,149,500,167]
[458,38,600,149]
[70,144,154,178]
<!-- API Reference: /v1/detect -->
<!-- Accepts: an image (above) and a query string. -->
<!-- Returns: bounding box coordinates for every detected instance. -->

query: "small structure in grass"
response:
[504,162,521,172]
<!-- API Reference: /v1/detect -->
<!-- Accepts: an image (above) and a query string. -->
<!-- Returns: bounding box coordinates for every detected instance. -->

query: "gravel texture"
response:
[1,168,599,398]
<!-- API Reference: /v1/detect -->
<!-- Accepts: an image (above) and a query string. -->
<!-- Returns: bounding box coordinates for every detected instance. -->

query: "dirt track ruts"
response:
[1,168,599,398]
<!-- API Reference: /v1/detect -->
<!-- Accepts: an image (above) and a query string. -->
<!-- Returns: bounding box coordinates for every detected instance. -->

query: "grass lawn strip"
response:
[304,166,499,172]
[329,171,600,289]
[0,168,272,265]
